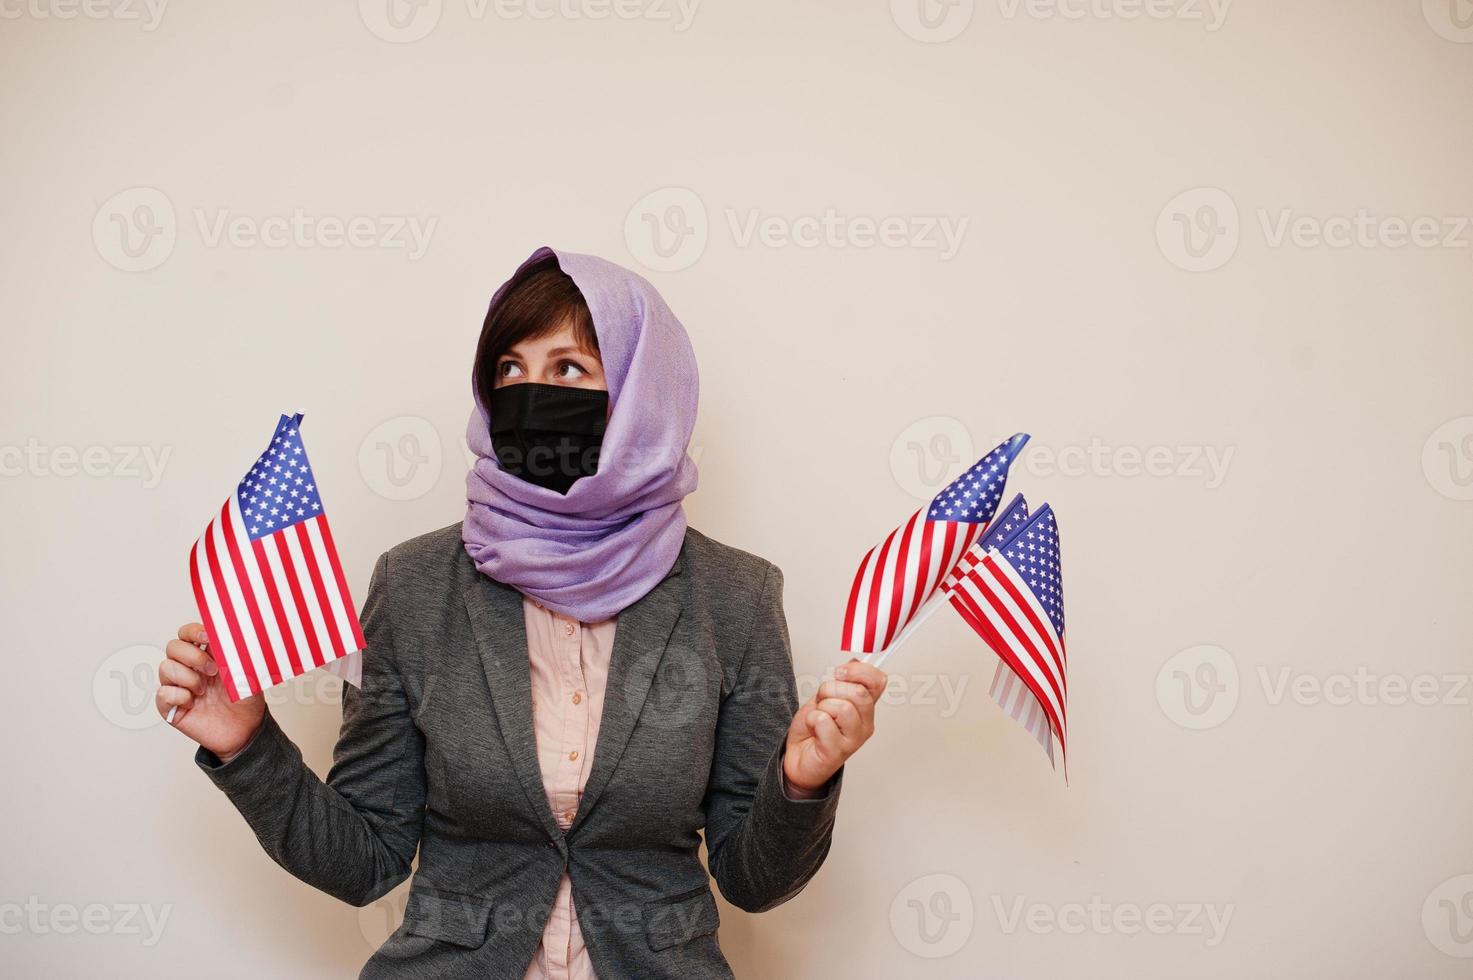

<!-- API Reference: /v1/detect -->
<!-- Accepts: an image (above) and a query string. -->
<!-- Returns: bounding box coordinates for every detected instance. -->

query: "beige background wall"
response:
[4,1,1472,976]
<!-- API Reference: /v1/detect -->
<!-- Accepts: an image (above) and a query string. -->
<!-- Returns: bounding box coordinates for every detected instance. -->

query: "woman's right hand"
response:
[157,623,265,763]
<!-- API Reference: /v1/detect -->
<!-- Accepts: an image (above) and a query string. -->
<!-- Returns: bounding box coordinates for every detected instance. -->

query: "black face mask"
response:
[488,383,609,494]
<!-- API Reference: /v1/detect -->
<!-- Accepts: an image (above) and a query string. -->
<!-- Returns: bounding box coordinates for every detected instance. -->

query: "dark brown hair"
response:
[474,255,599,409]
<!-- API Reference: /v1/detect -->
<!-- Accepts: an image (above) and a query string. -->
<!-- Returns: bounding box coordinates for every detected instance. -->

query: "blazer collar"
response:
[461,549,685,839]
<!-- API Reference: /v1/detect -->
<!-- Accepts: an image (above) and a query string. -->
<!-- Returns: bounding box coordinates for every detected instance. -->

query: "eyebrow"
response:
[500,344,598,362]
[544,346,595,359]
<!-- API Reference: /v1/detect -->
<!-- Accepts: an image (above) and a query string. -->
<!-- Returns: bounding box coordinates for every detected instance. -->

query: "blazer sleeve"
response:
[193,551,425,907]
[703,562,844,913]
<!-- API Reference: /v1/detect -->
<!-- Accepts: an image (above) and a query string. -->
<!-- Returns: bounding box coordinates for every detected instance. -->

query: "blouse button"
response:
[563,809,576,822]
[568,750,579,761]
[571,692,582,705]
[563,622,575,637]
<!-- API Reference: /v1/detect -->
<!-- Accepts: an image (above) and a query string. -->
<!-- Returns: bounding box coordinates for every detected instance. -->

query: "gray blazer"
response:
[196,522,843,979]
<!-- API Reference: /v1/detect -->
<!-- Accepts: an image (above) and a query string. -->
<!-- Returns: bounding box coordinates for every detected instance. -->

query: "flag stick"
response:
[164,637,208,725]
[859,592,949,671]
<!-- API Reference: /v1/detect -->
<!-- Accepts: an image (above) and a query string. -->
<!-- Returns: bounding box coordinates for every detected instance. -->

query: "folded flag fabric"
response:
[841,433,1029,656]
[973,492,1031,554]
[188,413,365,702]
[942,502,1067,771]
[952,493,1052,762]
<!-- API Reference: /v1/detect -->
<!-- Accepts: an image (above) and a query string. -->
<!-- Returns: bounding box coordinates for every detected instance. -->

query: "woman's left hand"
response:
[783,658,889,793]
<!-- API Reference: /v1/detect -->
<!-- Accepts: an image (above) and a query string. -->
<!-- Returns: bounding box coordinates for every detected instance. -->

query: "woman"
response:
[155,246,888,979]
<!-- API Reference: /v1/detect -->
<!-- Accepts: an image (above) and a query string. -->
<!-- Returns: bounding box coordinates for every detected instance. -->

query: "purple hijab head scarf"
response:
[462,246,700,622]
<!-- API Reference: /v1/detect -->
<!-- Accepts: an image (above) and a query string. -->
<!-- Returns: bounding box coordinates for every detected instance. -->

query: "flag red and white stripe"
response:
[841,434,1029,657]
[942,543,1068,770]
[841,508,985,654]
[190,497,363,701]
[990,652,1055,763]
[187,413,364,702]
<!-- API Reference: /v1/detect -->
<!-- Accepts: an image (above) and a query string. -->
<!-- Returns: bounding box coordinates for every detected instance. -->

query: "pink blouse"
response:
[521,596,612,980]
[519,594,819,980]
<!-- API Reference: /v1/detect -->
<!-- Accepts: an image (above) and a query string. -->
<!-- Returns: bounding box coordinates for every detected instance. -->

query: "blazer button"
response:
[546,839,557,849]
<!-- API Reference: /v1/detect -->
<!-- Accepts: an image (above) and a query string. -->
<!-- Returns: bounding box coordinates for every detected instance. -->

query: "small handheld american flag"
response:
[842,433,1028,658]
[187,413,365,702]
[942,501,1068,771]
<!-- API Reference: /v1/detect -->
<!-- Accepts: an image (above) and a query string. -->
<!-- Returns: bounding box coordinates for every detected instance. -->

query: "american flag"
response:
[842,433,1028,656]
[188,413,365,702]
[942,502,1067,771]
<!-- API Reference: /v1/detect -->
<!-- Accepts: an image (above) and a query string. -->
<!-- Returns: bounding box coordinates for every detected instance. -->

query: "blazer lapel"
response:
[462,572,564,843]
[571,552,685,832]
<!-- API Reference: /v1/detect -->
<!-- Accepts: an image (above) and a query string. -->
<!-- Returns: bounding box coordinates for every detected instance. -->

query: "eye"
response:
[498,359,524,379]
[555,360,588,380]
